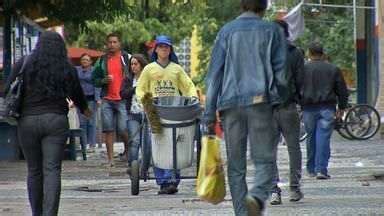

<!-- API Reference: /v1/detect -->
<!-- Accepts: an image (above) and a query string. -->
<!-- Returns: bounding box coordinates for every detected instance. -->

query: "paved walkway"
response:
[0,135,383,215]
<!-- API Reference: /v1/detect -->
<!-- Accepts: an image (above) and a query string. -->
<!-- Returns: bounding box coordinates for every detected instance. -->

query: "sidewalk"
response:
[0,136,384,215]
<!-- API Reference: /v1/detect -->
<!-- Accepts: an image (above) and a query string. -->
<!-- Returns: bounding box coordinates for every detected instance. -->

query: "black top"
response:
[6,56,88,116]
[297,59,349,109]
[279,43,305,106]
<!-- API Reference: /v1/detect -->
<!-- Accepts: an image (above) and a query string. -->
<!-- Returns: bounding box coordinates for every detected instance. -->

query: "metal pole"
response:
[353,0,357,48]
[304,3,375,10]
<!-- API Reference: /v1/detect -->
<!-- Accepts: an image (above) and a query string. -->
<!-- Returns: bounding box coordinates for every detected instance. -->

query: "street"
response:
[0,135,383,216]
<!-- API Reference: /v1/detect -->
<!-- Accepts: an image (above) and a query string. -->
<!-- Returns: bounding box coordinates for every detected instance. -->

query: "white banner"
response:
[283,1,305,41]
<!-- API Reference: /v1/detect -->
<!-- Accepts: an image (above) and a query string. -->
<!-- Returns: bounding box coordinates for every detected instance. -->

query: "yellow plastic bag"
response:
[196,135,226,204]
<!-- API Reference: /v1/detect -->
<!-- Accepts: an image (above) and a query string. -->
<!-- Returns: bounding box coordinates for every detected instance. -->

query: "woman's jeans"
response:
[79,100,97,147]
[126,114,179,187]
[126,114,150,166]
[303,106,335,175]
[17,113,69,216]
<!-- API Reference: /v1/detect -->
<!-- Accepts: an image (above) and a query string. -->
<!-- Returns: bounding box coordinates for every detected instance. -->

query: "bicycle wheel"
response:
[345,104,381,140]
[335,116,354,140]
[336,126,354,140]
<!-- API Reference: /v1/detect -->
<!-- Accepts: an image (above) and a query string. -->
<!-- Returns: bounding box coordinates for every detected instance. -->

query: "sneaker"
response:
[245,196,263,216]
[307,172,316,178]
[270,192,282,205]
[289,190,304,202]
[158,186,168,195]
[157,185,178,195]
[165,185,178,195]
[316,173,331,180]
[86,147,95,153]
[118,153,128,161]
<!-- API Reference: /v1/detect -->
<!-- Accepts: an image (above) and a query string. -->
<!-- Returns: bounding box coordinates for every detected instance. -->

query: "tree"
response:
[73,0,203,53]
[65,0,356,89]
[193,1,356,89]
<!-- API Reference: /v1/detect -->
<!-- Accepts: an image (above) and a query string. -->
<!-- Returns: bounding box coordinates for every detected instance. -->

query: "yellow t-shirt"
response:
[136,62,197,100]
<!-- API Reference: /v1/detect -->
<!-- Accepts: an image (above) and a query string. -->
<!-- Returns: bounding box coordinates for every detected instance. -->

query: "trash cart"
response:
[130,96,202,195]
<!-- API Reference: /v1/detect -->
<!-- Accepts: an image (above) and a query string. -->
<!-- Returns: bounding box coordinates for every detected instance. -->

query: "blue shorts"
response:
[101,99,127,133]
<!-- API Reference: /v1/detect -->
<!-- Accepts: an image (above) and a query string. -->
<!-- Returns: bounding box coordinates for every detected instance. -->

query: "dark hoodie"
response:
[280,43,305,106]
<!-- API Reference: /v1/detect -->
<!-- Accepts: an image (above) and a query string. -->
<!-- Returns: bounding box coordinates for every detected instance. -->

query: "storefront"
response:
[0,1,52,160]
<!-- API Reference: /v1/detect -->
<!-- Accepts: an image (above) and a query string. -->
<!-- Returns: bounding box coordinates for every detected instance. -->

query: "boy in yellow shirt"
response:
[136,35,197,195]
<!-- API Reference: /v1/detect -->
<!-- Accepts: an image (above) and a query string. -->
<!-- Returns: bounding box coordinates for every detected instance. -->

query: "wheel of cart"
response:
[130,96,202,195]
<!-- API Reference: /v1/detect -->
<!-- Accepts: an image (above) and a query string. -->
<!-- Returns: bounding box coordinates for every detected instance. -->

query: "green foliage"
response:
[66,0,356,89]
[294,7,355,80]
[194,1,356,90]
[72,0,200,54]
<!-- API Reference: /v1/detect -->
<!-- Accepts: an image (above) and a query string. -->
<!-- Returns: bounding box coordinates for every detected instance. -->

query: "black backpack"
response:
[0,56,29,125]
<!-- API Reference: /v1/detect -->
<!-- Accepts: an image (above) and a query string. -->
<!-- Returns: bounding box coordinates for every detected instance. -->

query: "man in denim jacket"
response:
[203,0,287,215]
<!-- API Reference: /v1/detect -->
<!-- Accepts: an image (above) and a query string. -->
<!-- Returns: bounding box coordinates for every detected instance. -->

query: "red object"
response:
[215,121,223,139]
[67,47,105,65]
[105,54,123,101]
[145,40,156,49]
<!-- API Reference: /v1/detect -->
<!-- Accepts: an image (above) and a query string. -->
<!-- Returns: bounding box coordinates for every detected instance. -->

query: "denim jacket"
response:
[203,12,287,123]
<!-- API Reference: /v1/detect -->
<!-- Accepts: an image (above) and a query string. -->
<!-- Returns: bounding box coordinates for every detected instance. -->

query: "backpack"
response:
[0,56,29,125]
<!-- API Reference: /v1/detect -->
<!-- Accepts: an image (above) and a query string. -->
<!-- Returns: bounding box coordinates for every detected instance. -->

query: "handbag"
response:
[0,56,29,125]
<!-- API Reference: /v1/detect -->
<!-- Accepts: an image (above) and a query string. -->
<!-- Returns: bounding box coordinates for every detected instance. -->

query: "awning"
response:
[68,47,104,66]
[67,47,104,59]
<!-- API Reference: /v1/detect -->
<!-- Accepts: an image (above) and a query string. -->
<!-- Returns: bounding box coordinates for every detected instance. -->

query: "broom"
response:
[142,93,162,134]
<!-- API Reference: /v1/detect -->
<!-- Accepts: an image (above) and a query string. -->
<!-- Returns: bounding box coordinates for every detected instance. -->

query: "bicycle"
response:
[299,104,381,141]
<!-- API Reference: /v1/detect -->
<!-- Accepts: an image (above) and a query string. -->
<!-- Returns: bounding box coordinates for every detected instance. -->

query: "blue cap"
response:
[151,35,179,64]
[156,35,173,46]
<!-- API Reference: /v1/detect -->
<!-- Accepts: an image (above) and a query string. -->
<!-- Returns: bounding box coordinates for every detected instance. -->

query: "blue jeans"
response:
[79,100,97,147]
[303,106,335,175]
[126,114,151,167]
[101,99,127,133]
[153,167,180,187]
[221,104,279,216]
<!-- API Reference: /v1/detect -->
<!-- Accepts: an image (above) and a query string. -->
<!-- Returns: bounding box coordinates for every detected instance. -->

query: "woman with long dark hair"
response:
[5,31,90,216]
[125,54,149,168]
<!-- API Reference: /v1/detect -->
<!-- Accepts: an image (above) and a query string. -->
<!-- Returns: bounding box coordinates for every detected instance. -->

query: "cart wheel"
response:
[131,160,140,195]
[345,104,381,140]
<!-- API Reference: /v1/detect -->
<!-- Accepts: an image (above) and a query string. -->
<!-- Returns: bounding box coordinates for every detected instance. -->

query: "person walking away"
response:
[136,35,198,195]
[125,54,150,173]
[76,53,101,153]
[203,1,287,215]
[269,19,304,205]
[5,31,90,216]
[298,42,349,179]
[92,32,132,167]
